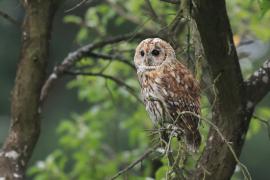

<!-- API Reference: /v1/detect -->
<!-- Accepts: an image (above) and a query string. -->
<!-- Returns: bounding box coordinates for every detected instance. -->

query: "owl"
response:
[134,38,201,151]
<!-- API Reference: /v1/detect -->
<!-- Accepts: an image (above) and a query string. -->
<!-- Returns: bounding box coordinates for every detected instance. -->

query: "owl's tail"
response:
[185,130,201,152]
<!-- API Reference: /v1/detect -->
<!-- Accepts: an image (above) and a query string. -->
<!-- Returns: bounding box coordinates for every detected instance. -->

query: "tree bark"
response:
[0,1,58,179]
[191,0,253,179]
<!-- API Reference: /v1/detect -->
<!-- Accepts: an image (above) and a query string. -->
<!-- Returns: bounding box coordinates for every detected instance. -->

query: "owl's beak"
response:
[144,55,152,66]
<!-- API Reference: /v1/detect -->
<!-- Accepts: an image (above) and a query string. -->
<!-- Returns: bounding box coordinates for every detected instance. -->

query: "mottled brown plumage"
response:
[134,38,201,151]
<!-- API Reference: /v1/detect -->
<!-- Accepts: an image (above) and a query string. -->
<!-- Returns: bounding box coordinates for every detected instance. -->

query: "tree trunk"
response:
[191,0,253,179]
[0,1,58,179]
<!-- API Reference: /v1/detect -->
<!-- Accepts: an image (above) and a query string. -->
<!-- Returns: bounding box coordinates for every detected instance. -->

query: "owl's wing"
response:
[160,62,200,121]
[165,97,200,128]
[158,62,201,150]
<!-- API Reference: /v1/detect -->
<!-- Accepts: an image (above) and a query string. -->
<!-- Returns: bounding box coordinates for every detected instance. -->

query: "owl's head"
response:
[134,38,176,73]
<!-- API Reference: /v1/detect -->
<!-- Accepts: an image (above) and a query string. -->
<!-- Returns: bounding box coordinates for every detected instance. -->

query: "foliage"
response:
[28,0,270,179]
[257,0,270,17]
[228,0,270,40]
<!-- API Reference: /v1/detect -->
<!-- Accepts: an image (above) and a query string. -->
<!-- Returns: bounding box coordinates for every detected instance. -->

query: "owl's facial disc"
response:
[134,38,175,73]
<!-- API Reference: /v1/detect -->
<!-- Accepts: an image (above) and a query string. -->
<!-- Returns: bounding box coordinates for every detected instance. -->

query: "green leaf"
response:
[76,27,88,43]
[258,0,270,17]
[155,165,168,180]
[63,15,82,24]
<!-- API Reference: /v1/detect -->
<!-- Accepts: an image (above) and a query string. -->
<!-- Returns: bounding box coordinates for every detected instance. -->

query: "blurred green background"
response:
[0,0,270,179]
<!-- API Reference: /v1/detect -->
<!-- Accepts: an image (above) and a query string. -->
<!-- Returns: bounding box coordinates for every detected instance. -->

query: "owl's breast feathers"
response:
[138,61,201,151]
[139,61,200,110]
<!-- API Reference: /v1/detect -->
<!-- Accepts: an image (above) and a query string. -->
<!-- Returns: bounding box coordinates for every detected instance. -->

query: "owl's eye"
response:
[151,49,160,56]
[140,50,145,57]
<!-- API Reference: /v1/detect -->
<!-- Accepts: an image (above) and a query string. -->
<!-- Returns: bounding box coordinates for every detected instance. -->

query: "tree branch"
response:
[40,32,151,105]
[160,0,180,4]
[65,71,142,103]
[246,59,270,107]
[111,144,159,180]
[145,0,166,27]
[252,114,270,140]
[0,10,20,27]
[64,0,87,13]
[88,52,136,70]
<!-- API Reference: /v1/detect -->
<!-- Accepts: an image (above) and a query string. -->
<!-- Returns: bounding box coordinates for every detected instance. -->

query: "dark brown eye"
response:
[151,49,160,56]
[140,50,145,57]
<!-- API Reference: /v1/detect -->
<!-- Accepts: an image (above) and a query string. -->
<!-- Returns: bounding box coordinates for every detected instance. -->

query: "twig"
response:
[0,10,20,27]
[65,71,143,104]
[145,0,166,26]
[148,95,185,179]
[65,0,87,13]
[160,0,181,4]
[105,0,139,24]
[105,0,154,32]
[111,144,159,180]
[164,132,185,179]
[156,5,186,49]
[179,111,252,180]
[186,0,192,64]
[88,52,136,70]
[167,151,185,179]
[105,80,116,103]
[252,114,270,140]
[99,60,112,74]
[147,95,251,179]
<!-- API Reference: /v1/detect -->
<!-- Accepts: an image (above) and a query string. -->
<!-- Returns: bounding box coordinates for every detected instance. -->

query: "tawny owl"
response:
[134,38,201,151]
